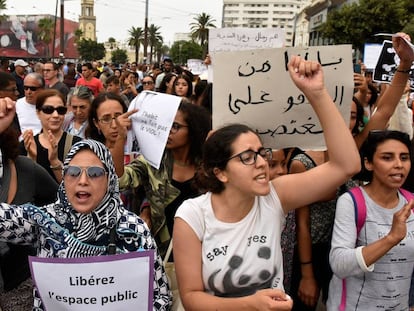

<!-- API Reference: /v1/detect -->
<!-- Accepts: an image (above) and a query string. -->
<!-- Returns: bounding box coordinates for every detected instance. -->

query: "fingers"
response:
[0,97,15,117]
[288,55,320,78]
[123,109,138,118]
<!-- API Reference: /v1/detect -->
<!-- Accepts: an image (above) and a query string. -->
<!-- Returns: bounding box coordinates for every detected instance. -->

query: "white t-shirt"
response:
[175,183,286,297]
[16,97,42,136]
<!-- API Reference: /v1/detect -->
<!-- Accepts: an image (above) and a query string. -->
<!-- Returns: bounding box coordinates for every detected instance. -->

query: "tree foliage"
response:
[128,26,144,64]
[148,24,163,63]
[111,48,128,65]
[77,39,106,61]
[318,0,414,52]
[190,13,216,57]
[170,40,203,65]
[38,17,55,59]
[0,0,7,23]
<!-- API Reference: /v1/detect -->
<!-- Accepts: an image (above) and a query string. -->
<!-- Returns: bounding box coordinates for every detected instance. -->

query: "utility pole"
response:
[143,0,148,63]
[60,0,65,58]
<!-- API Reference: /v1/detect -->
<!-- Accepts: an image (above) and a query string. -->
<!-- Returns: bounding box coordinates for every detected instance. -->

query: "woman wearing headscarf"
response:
[0,138,171,310]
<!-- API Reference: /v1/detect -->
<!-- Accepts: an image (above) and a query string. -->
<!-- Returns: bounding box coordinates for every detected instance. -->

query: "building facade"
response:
[79,0,97,41]
[222,0,310,46]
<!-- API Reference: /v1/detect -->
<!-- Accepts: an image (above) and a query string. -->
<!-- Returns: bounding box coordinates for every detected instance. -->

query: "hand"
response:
[288,55,324,96]
[46,129,59,163]
[298,276,319,307]
[0,97,16,134]
[139,206,152,229]
[354,73,367,89]
[115,109,138,139]
[23,129,37,160]
[387,200,414,245]
[393,32,414,66]
[250,289,293,311]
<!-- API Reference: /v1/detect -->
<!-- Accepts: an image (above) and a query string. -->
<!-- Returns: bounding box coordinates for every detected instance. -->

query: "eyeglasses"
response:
[1,87,18,93]
[170,122,188,134]
[64,166,107,179]
[24,86,41,91]
[99,113,122,124]
[228,147,273,165]
[142,81,154,86]
[40,105,68,115]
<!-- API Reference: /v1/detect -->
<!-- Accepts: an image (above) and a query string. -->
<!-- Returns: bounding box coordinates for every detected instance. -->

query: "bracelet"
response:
[300,261,312,265]
[395,67,411,74]
[50,163,63,170]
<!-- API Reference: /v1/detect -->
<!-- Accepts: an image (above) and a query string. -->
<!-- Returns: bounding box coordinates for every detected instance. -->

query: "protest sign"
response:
[207,28,286,82]
[209,28,286,52]
[187,59,207,75]
[373,40,414,89]
[128,91,181,169]
[212,45,354,150]
[363,43,382,70]
[30,251,154,311]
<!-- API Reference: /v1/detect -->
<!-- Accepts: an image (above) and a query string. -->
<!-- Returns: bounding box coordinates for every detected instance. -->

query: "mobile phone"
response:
[353,64,361,74]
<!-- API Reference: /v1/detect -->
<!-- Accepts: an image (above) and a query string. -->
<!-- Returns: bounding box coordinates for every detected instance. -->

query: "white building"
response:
[222,0,310,46]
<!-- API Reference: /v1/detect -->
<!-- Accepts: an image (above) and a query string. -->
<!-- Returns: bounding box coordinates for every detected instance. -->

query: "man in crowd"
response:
[75,62,104,97]
[43,61,69,99]
[15,73,45,136]
[155,58,173,91]
[12,59,28,99]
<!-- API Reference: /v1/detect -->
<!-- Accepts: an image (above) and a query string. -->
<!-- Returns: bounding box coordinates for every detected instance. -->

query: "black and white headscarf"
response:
[53,139,121,243]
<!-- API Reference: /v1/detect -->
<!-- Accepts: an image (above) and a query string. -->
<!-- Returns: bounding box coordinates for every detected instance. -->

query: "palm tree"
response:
[128,26,144,63]
[0,0,8,24]
[38,17,55,59]
[190,13,216,57]
[148,24,163,63]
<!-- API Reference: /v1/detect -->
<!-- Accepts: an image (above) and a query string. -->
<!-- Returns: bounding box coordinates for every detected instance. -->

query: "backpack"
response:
[339,186,414,311]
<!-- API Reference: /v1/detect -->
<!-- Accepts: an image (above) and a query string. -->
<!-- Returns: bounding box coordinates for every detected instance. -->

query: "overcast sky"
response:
[5,0,223,45]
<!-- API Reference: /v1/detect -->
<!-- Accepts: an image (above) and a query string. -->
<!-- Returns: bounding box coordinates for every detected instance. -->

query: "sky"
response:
[4,0,223,46]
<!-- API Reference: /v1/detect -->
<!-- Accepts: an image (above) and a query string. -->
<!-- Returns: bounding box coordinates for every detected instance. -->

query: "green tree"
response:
[111,48,128,65]
[128,26,144,63]
[38,17,55,59]
[148,24,163,63]
[0,0,7,24]
[318,0,414,54]
[77,39,106,61]
[190,13,216,57]
[170,40,203,65]
[74,29,83,45]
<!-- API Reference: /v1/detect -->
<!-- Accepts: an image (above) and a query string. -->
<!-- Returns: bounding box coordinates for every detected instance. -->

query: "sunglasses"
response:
[24,86,41,91]
[64,166,107,179]
[40,105,68,115]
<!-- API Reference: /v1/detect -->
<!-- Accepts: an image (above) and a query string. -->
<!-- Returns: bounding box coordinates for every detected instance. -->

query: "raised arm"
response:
[273,55,360,212]
[354,32,414,148]
[0,97,16,133]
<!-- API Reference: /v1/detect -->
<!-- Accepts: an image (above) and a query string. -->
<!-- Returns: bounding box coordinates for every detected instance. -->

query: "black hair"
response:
[0,71,16,90]
[195,124,259,193]
[86,92,128,143]
[173,74,193,98]
[356,130,411,182]
[176,100,211,165]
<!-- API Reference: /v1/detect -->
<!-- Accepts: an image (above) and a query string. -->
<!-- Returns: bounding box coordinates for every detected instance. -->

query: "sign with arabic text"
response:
[212,45,354,150]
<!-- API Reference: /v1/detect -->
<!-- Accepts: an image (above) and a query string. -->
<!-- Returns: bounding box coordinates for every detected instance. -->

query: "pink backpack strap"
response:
[399,188,414,202]
[339,186,366,311]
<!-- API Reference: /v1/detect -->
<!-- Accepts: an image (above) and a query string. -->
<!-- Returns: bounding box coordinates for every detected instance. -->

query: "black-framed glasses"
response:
[64,166,107,179]
[40,105,68,115]
[0,87,18,93]
[228,147,273,165]
[24,85,41,91]
[170,122,188,134]
[99,112,122,124]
